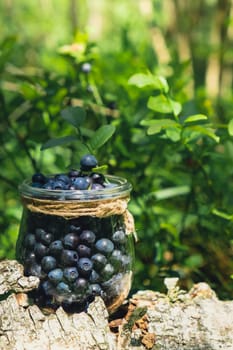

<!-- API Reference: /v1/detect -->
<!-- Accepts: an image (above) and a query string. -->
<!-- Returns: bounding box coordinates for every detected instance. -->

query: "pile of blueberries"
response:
[21,214,132,310]
[31,154,114,191]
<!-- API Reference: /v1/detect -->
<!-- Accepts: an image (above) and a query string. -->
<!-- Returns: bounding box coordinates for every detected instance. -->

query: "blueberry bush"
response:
[0,0,233,299]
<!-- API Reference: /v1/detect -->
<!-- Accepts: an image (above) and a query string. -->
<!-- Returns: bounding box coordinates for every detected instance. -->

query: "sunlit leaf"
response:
[184,114,208,123]
[128,73,169,92]
[168,98,182,117]
[150,186,190,200]
[141,119,180,135]
[212,208,233,221]
[165,127,181,142]
[147,95,172,114]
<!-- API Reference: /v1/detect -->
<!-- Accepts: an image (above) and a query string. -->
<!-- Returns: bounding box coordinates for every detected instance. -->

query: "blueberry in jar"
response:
[34,242,49,259]
[24,233,36,249]
[61,249,79,266]
[73,176,91,190]
[77,257,93,277]
[56,281,71,295]
[79,230,96,246]
[95,238,114,255]
[73,277,88,294]
[41,256,57,272]
[48,268,63,285]
[49,240,63,256]
[91,253,107,271]
[63,233,79,249]
[77,244,91,257]
[112,230,127,244]
[63,267,79,282]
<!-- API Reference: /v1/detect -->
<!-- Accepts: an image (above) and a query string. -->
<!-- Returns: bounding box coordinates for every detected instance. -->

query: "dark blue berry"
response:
[80,154,98,171]
[73,278,88,293]
[91,172,105,184]
[69,225,81,234]
[79,230,96,245]
[61,249,79,266]
[35,228,46,241]
[63,267,79,282]
[91,183,104,190]
[34,242,49,258]
[68,169,81,178]
[48,268,63,285]
[121,254,131,269]
[77,257,93,277]
[49,240,63,256]
[77,244,91,257]
[32,173,46,184]
[73,176,91,190]
[56,281,71,295]
[88,284,103,297]
[89,270,100,283]
[24,234,36,249]
[91,253,107,270]
[63,233,79,249]
[24,262,44,278]
[110,250,123,269]
[55,174,70,184]
[40,232,54,246]
[95,238,114,255]
[112,230,126,244]
[101,263,114,280]
[52,180,67,190]
[42,280,55,296]
[41,256,57,272]
[25,251,37,265]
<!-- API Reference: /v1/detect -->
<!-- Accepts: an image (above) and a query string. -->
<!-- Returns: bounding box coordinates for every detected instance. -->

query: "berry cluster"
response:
[31,154,114,191]
[21,213,132,310]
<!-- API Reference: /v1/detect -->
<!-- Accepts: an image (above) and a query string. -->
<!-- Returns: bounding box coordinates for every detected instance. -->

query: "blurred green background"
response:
[0,0,233,298]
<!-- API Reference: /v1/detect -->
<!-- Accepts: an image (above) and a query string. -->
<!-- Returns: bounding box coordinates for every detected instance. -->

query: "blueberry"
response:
[52,180,67,190]
[32,173,46,184]
[34,242,49,258]
[79,230,96,245]
[73,176,91,190]
[49,240,63,256]
[40,232,54,246]
[68,169,81,178]
[24,234,36,249]
[63,267,79,282]
[95,238,114,255]
[91,253,107,270]
[91,183,104,190]
[88,284,103,297]
[48,268,63,285]
[42,280,55,296]
[121,254,131,269]
[69,225,81,234]
[77,244,91,257]
[89,269,101,283]
[80,154,98,171]
[81,62,92,73]
[56,282,71,295]
[61,250,79,266]
[55,174,70,184]
[101,263,114,280]
[110,249,123,269]
[63,233,79,249]
[24,251,37,265]
[31,182,42,188]
[41,256,57,272]
[24,262,44,278]
[77,257,93,277]
[73,278,88,293]
[112,230,126,244]
[35,228,46,241]
[43,182,54,190]
[91,172,105,184]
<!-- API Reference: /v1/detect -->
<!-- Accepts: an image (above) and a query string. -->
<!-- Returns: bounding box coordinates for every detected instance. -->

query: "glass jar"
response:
[16,175,135,314]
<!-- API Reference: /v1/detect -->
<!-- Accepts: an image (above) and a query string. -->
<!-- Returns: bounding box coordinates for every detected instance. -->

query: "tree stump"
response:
[0,260,233,350]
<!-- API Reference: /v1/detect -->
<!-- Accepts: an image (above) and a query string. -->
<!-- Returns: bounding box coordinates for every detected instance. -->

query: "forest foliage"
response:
[0,0,233,299]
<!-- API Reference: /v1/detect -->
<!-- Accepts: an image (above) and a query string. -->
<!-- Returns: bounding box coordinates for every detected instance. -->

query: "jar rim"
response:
[19,175,132,201]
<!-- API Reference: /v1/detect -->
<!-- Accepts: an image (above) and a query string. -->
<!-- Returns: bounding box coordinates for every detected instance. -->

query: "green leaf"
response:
[184,114,208,123]
[165,127,181,142]
[147,95,173,114]
[168,98,182,117]
[228,119,233,136]
[61,106,86,128]
[188,126,220,143]
[141,119,180,135]
[150,186,190,200]
[88,125,116,150]
[41,135,77,150]
[128,73,169,92]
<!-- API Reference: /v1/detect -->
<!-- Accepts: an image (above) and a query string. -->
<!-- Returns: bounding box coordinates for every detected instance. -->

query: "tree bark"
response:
[0,260,233,350]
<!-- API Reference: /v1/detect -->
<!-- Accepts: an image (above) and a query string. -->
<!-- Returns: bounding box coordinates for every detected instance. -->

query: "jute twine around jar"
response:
[21,195,135,236]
